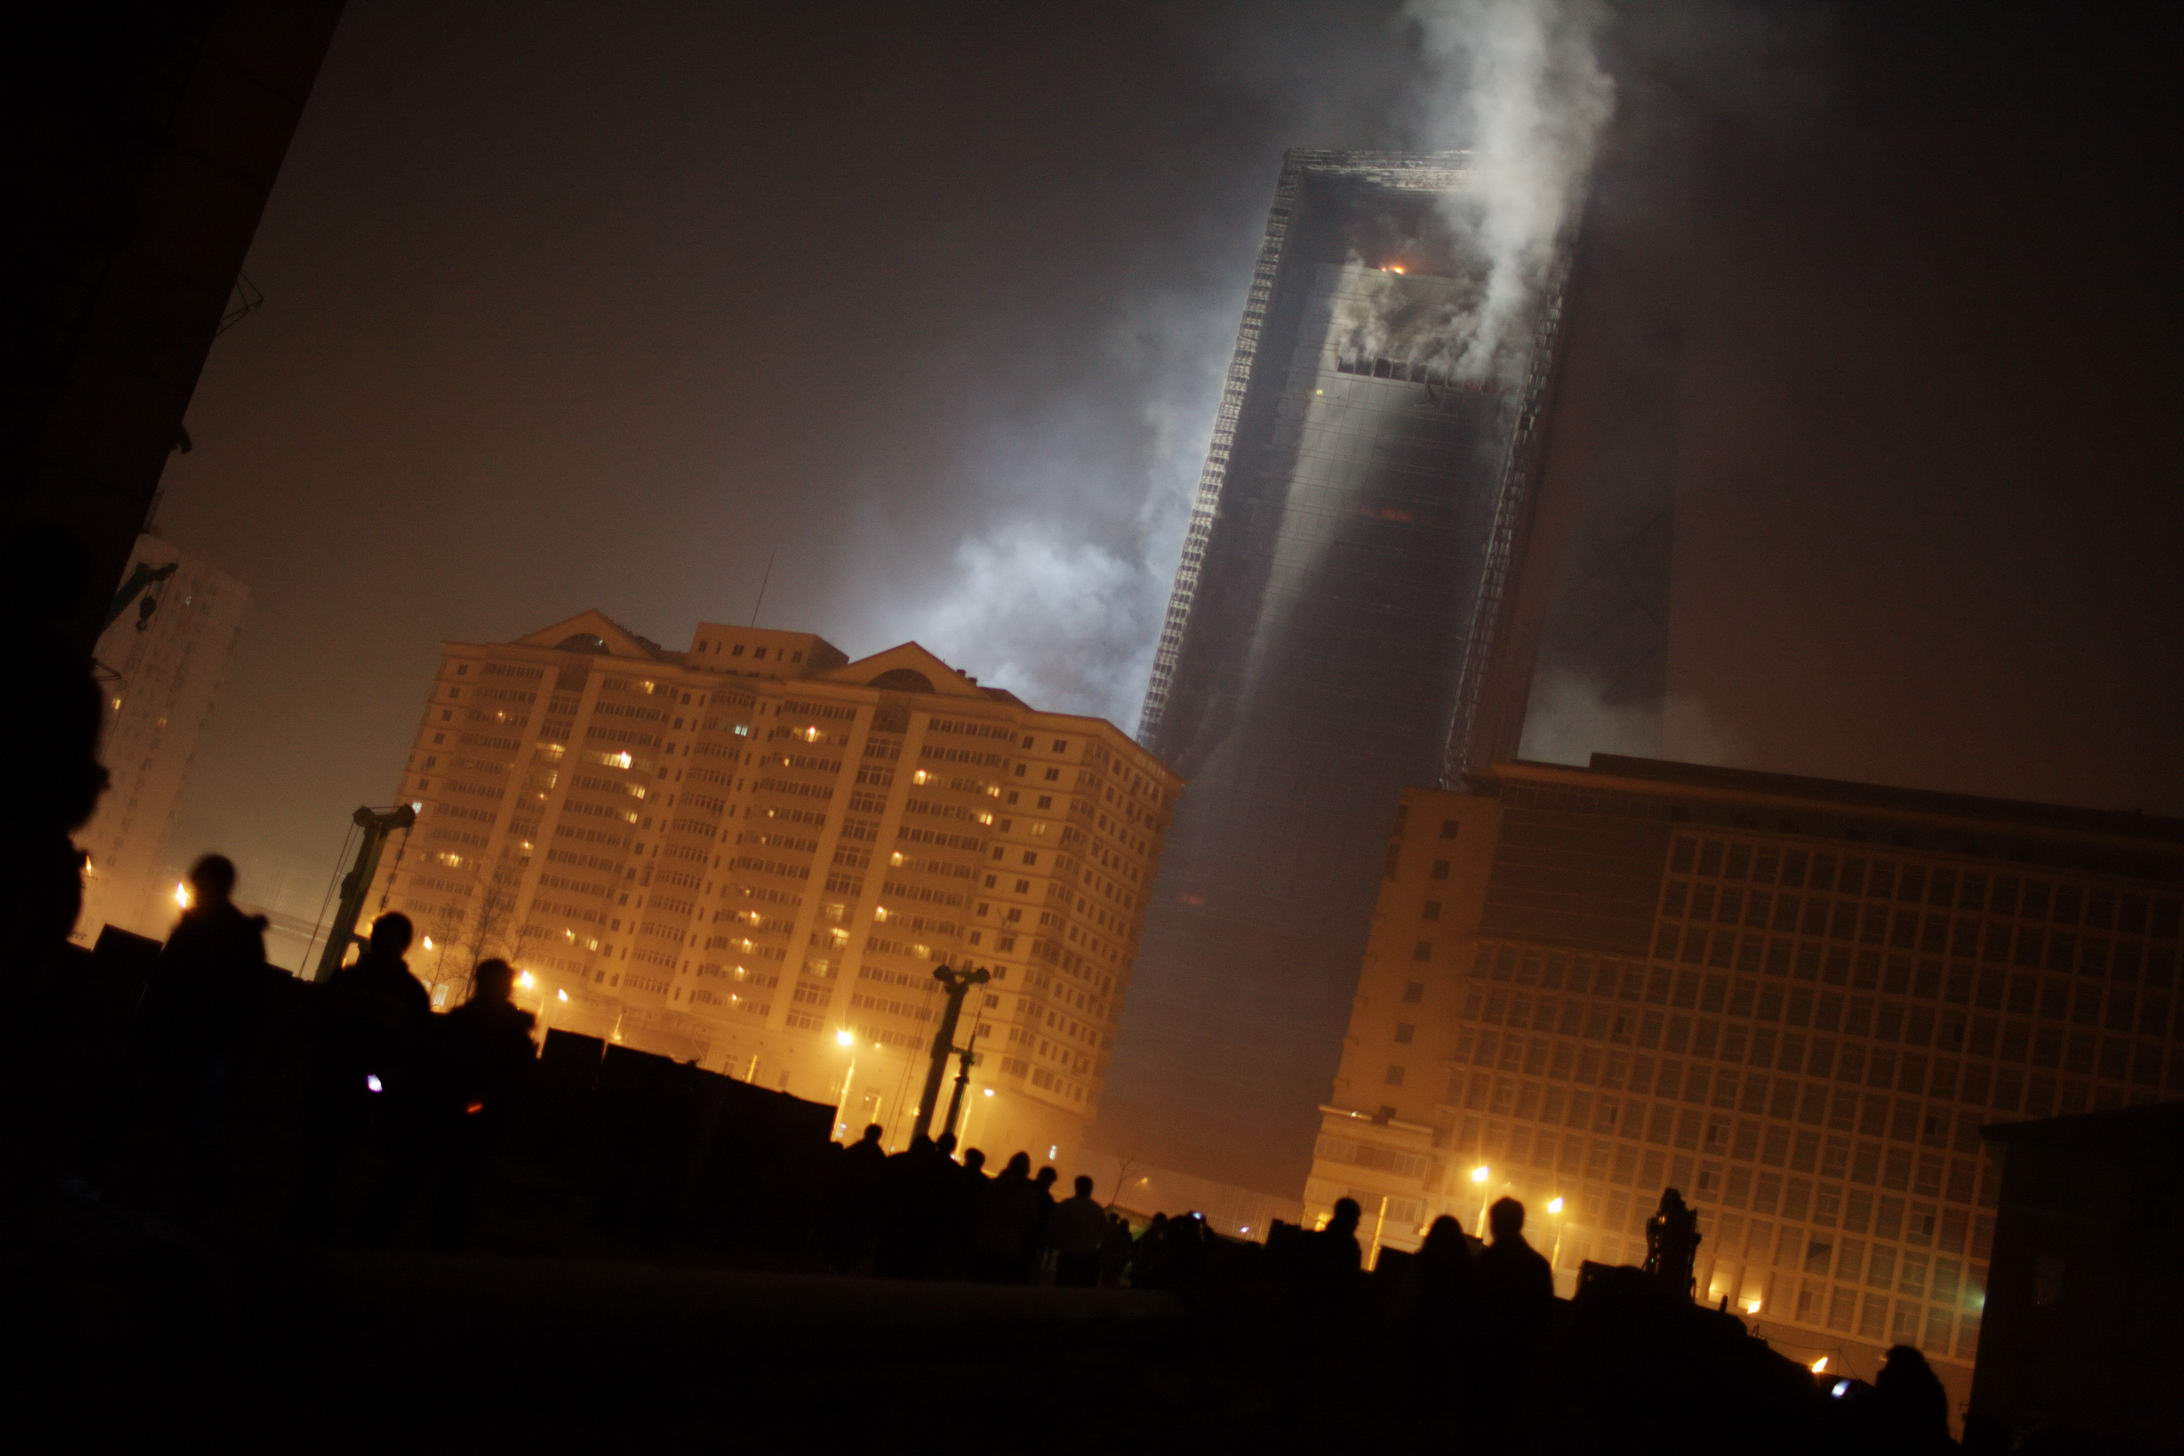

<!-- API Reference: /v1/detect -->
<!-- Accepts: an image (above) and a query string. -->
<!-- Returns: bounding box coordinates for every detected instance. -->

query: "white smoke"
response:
[1521,667,1746,769]
[900,291,1224,729]
[1404,0,1616,374]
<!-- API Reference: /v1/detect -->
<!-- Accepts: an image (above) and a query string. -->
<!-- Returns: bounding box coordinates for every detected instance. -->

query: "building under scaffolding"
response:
[1104,150,1586,1190]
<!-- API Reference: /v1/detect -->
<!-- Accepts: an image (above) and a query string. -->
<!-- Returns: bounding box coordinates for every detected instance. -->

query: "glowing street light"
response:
[1810,1356,1829,1375]
[517,970,536,991]
[834,1030,861,1140]
[556,989,568,1003]
[1546,1197,1567,1275]
[1470,1165,1490,1183]
[173,881,192,911]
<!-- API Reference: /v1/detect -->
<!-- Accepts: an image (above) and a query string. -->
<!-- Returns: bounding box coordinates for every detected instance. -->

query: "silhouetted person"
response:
[877,1132,943,1278]
[1643,1186,1702,1299]
[1477,1195,1553,1310]
[1291,1197,1363,1319]
[1099,1213,1134,1288]
[418,957,535,1249]
[969,1150,1037,1282]
[1050,1175,1106,1288]
[1472,1196,1554,1444]
[126,854,268,1207]
[291,913,427,1238]
[1869,1345,1951,1454]
[1132,1211,1171,1289]
[827,1122,887,1270]
[142,855,267,1067]
[1027,1164,1060,1281]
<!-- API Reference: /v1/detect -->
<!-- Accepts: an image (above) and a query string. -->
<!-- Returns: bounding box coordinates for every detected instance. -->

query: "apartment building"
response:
[375,610,1177,1166]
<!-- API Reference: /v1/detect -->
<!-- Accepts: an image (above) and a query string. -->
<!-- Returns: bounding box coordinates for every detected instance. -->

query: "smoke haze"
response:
[149,0,2184,949]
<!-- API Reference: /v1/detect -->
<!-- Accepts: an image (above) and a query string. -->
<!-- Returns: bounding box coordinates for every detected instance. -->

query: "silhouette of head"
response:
[1330,1197,1362,1235]
[1878,1345,1936,1388]
[935,1132,957,1157]
[1074,1174,1095,1198]
[1488,1196,1526,1242]
[471,958,516,1003]
[860,1123,883,1145]
[1660,1187,1687,1212]
[963,1147,986,1173]
[369,911,414,958]
[1035,1165,1057,1188]
[909,1133,933,1154]
[1004,1151,1031,1178]
[186,853,237,906]
[1423,1214,1465,1252]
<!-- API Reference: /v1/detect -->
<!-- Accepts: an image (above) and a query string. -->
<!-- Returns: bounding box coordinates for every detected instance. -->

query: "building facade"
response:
[371,611,1177,1166]
[1307,755,2184,1412]
[1104,149,1580,1190]
[74,535,248,942]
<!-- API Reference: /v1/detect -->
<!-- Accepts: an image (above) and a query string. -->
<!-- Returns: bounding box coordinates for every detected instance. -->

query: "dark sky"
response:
[159,2,2179,962]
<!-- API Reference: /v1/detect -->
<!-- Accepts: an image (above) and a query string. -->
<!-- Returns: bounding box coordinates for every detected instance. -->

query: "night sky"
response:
[154,2,2178,1092]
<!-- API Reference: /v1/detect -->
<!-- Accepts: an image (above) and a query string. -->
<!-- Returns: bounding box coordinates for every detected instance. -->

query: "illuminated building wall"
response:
[74,535,248,943]
[374,610,1177,1167]
[1108,149,1563,1189]
[1308,756,2184,1414]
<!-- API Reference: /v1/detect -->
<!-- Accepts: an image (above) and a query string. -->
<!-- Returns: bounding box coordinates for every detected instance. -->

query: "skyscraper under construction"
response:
[1103,150,1589,1190]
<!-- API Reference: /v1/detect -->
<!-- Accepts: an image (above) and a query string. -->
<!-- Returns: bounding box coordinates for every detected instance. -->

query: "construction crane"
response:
[311,803,418,983]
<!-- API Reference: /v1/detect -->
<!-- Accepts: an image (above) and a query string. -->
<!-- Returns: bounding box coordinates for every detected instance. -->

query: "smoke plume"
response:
[1405,0,1616,374]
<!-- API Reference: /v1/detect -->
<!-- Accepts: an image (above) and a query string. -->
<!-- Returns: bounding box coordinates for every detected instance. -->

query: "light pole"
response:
[1471,1164,1493,1234]
[1546,1196,1567,1286]
[833,1029,861,1140]
[915,964,989,1143]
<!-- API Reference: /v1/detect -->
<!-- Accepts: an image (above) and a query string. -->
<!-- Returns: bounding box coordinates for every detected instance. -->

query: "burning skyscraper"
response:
[1103,150,1588,1190]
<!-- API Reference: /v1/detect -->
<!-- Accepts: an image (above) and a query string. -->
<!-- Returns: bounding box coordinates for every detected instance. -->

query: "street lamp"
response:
[1471,1164,1492,1233]
[963,1086,996,1150]
[1546,1196,1567,1280]
[834,1029,859,1140]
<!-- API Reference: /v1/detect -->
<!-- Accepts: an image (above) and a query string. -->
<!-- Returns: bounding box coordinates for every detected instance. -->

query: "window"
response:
[1431,859,1450,881]
[1439,818,1458,840]
[1403,982,1425,1004]
[1385,1065,1405,1086]
[1043,768,1060,781]
[1423,900,1442,922]
[1413,940,1433,962]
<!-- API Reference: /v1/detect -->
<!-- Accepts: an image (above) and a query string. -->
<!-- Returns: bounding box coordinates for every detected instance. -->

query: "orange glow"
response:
[1383,263,1407,274]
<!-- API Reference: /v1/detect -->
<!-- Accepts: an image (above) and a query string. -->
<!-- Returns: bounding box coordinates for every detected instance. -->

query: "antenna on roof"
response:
[749,548,777,627]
